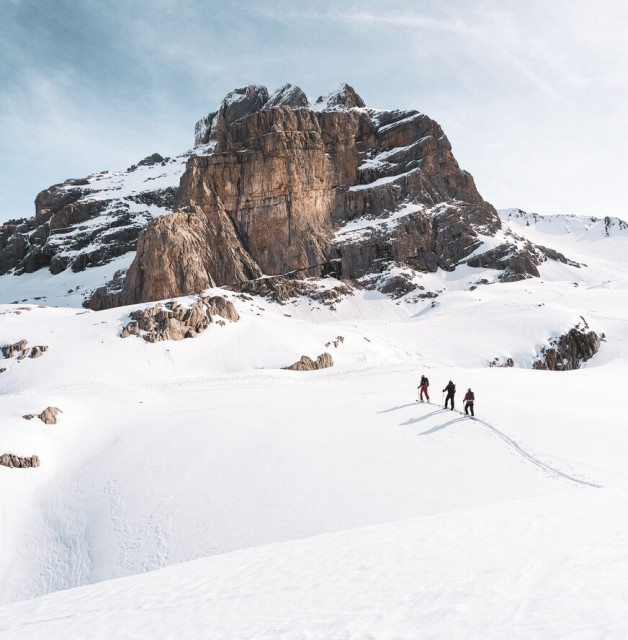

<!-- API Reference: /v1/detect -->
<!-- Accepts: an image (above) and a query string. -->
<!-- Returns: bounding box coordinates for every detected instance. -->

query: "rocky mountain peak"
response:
[265,83,309,109]
[0,81,583,310]
[315,83,365,109]
[194,82,366,147]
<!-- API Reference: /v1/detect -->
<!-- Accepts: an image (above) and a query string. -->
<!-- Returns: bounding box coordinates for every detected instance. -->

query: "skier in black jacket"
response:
[464,388,475,417]
[443,380,456,410]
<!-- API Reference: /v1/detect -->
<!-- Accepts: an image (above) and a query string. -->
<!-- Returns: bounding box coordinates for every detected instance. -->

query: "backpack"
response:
[425,377,429,387]
[421,376,429,387]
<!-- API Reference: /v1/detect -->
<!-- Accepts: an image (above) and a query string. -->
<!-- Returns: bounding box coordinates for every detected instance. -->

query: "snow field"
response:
[1,208,628,636]
[2,488,628,639]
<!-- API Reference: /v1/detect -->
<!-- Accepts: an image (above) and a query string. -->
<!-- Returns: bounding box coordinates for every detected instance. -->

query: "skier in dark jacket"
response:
[464,388,475,417]
[443,380,455,410]
[418,374,430,402]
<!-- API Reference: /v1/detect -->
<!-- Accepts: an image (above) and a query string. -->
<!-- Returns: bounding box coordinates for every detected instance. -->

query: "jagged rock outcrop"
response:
[466,238,580,282]
[533,322,600,371]
[0,153,185,277]
[284,352,334,371]
[90,83,506,308]
[0,454,40,469]
[121,295,239,342]
[1,340,48,360]
[39,407,62,424]
[2,339,28,359]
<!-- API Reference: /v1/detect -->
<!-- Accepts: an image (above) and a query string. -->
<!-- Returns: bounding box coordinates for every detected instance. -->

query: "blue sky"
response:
[1,0,627,222]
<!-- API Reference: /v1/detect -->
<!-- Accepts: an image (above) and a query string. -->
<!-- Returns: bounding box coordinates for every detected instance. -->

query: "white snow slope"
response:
[1,210,628,638]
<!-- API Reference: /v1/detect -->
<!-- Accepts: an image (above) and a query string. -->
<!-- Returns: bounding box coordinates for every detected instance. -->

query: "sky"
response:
[1,0,627,223]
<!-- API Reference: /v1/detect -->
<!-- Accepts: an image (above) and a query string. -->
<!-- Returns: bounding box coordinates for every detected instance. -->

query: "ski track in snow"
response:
[418,401,602,488]
[470,415,603,489]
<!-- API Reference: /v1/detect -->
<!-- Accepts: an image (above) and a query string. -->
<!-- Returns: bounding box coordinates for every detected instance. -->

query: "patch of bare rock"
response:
[39,407,63,424]
[23,407,62,424]
[0,454,40,469]
[283,352,334,371]
[121,295,239,342]
[489,357,515,368]
[237,276,353,306]
[1,339,48,360]
[533,320,600,371]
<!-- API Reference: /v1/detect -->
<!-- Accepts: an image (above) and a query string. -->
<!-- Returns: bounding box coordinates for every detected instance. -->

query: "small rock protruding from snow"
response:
[39,407,63,425]
[283,352,334,371]
[0,453,40,469]
[29,345,48,359]
[121,295,239,343]
[1,339,28,359]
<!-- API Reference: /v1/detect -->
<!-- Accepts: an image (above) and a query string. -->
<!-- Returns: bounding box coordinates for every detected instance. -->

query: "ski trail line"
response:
[424,402,603,488]
[471,415,602,488]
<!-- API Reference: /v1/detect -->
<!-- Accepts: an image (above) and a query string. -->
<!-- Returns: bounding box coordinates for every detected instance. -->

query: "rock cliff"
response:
[89,83,514,308]
[1,82,578,309]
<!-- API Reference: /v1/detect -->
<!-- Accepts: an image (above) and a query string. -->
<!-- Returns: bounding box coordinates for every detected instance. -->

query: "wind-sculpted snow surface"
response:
[3,489,628,639]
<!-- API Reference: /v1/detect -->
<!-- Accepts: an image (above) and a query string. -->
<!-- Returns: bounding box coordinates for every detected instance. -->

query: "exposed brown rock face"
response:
[533,322,600,371]
[121,295,239,342]
[1,340,48,361]
[39,407,62,424]
[2,339,28,359]
[0,453,40,469]
[90,83,504,308]
[284,352,334,371]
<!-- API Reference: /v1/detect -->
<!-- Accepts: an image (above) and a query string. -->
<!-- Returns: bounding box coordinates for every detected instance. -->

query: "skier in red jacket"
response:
[418,375,430,402]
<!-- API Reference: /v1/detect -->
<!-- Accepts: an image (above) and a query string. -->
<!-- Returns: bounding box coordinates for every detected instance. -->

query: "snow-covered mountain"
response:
[1,82,592,311]
[1,85,628,638]
[1,204,628,637]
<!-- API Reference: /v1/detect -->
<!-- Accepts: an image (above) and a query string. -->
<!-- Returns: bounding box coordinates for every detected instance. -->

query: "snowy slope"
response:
[1,209,628,637]
[3,489,628,640]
